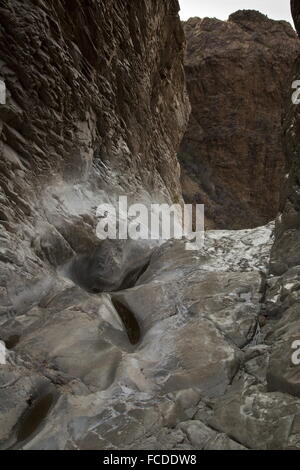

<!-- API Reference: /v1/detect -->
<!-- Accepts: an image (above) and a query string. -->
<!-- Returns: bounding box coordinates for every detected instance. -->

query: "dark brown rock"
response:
[179,10,299,229]
[292,0,300,34]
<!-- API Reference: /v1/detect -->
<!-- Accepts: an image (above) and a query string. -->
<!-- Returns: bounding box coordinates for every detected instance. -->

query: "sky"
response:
[178,0,293,25]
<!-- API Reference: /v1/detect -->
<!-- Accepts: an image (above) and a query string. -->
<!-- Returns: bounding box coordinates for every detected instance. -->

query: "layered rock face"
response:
[179,11,299,229]
[0,0,192,449]
[205,2,300,450]
[264,0,300,399]
[0,0,190,297]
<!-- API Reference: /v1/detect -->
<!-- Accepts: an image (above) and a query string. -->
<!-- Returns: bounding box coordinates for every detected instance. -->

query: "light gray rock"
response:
[0,223,276,449]
[178,420,246,450]
[209,374,300,450]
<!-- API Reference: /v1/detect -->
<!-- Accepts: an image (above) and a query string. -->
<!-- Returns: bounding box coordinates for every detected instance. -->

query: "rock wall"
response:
[0,0,190,297]
[265,0,300,398]
[0,0,193,448]
[179,11,299,229]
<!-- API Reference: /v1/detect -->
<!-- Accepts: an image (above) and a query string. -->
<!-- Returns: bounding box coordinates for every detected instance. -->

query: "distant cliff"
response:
[179,10,299,229]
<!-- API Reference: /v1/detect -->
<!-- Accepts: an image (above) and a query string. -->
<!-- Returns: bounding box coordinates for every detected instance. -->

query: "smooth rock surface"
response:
[0,223,278,449]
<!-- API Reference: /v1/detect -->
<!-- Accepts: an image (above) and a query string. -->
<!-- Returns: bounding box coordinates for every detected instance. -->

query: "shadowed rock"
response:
[179,10,299,229]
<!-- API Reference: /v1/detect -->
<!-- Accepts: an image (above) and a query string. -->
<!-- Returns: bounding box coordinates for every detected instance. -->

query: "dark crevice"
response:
[120,258,151,290]
[64,245,152,295]
[12,388,59,449]
[110,297,141,345]
[5,334,20,350]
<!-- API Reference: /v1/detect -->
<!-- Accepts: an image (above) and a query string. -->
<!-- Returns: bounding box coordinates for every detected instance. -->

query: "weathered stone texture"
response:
[179,11,299,229]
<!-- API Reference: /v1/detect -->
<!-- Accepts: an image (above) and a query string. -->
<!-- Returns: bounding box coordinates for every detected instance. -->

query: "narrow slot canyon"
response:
[1,0,300,452]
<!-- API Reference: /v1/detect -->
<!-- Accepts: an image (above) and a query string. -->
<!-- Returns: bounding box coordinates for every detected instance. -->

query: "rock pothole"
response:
[15,390,58,447]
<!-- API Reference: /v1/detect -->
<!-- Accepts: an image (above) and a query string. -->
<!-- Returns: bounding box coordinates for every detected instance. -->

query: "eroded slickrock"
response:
[179,10,299,229]
[0,222,279,450]
[0,0,192,450]
[0,0,190,316]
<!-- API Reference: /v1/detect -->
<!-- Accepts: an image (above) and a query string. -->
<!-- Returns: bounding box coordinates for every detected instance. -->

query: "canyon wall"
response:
[0,0,193,448]
[2,0,300,451]
[179,11,299,229]
[0,0,190,297]
[264,0,300,398]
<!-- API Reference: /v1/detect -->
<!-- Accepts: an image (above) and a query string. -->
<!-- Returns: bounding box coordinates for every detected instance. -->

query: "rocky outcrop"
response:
[263,0,300,399]
[204,1,300,449]
[179,11,299,229]
[0,0,192,449]
[0,223,275,450]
